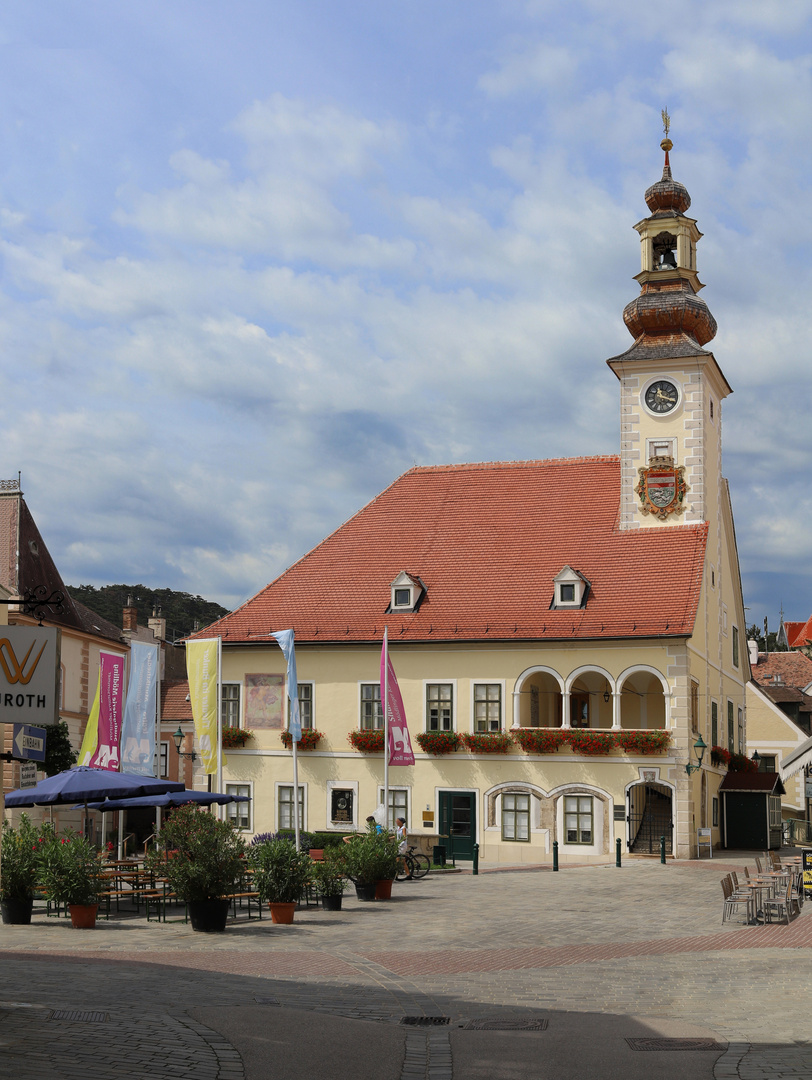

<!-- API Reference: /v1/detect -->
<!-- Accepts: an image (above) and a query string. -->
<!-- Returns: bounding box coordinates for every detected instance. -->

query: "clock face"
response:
[644,379,680,414]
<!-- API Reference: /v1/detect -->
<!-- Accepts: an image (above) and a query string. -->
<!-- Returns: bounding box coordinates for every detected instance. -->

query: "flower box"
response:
[512,729,568,754]
[348,729,385,753]
[566,730,616,755]
[614,730,671,755]
[280,729,323,751]
[222,726,253,748]
[711,745,756,772]
[460,732,513,754]
[416,731,460,755]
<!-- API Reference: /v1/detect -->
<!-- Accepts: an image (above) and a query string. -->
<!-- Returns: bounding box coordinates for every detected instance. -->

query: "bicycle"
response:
[395,846,431,881]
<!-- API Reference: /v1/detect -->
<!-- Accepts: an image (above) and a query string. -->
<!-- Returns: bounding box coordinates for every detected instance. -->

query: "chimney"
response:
[123,596,138,632]
[148,615,166,641]
[748,639,759,666]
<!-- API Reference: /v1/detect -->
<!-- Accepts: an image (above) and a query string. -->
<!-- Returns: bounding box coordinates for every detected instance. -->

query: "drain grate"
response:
[466,1019,548,1032]
[48,1010,108,1024]
[401,1016,450,1026]
[626,1038,727,1052]
[254,997,281,1006]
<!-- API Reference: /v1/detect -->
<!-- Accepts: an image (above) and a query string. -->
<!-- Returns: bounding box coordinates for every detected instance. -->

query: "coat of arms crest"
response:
[635,457,688,519]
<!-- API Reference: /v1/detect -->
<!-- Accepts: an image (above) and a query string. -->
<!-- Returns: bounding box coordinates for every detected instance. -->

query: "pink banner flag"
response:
[381,637,415,766]
[89,651,125,771]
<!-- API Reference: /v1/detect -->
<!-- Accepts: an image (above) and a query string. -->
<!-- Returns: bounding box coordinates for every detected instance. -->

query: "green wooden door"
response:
[439,791,476,861]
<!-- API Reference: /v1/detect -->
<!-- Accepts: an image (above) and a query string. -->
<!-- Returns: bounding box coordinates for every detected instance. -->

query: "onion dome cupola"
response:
[619,122,716,359]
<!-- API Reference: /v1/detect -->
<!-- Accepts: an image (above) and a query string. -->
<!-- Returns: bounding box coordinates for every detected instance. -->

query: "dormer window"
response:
[389,571,423,613]
[551,566,590,610]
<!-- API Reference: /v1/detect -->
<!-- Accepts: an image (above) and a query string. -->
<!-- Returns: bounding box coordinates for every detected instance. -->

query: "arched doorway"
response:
[627,780,673,854]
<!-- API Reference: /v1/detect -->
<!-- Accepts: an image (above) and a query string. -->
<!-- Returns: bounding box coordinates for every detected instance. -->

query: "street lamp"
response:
[173,727,197,761]
[751,750,761,767]
[685,734,707,775]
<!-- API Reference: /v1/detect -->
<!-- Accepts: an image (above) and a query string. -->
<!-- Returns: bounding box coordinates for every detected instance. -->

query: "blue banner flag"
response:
[120,642,159,776]
[271,629,300,743]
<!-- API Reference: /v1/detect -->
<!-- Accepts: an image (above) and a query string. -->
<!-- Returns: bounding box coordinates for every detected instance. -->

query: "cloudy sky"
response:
[1,1,809,631]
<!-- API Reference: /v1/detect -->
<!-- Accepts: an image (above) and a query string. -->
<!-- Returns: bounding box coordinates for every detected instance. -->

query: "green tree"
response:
[42,720,77,777]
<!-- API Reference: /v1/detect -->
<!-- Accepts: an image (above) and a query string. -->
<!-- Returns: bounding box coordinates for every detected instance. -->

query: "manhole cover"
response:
[401,1016,450,1026]
[467,1019,548,1031]
[48,1010,108,1023]
[626,1038,727,1052]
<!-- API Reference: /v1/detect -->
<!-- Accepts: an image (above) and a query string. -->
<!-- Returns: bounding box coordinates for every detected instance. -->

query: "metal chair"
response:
[721,875,754,924]
[763,877,793,924]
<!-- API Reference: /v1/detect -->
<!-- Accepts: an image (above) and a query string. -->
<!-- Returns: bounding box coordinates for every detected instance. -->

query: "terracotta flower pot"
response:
[69,904,99,929]
[374,879,393,900]
[269,901,297,924]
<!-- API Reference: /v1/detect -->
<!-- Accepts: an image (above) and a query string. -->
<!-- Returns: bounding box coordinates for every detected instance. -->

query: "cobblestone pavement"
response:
[0,855,810,1079]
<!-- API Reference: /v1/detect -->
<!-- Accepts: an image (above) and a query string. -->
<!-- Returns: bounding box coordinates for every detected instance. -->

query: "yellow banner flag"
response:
[186,639,220,775]
[78,669,101,766]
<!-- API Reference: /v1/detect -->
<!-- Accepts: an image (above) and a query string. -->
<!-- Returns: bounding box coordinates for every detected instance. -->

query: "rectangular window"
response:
[394,588,411,607]
[712,797,718,827]
[226,784,251,830]
[769,796,782,830]
[727,700,735,753]
[474,684,502,732]
[502,793,530,841]
[732,626,739,668]
[278,785,305,831]
[711,701,718,747]
[159,741,169,779]
[559,583,575,603]
[426,683,453,731]
[289,683,313,729]
[564,796,593,844]
[360,684,383,729]
[758,754,776,773]
[221,683,241,728]
[690,680,699,731]
[379,788,408,831]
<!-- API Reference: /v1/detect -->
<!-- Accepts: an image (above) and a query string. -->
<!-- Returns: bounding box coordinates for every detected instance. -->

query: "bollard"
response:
[472,842,479,875]
[616,837,622,868]
[553,839,559,871]
[660,835,666,864]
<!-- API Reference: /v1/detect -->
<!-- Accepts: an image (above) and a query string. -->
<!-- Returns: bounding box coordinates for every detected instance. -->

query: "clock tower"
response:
[607,128,732,531]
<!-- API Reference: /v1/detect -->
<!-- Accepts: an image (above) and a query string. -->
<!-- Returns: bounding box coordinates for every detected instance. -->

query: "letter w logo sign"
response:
[0,638,48,685]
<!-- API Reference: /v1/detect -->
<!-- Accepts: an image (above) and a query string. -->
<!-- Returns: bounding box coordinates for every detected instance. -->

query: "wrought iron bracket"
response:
[0,585,65,625]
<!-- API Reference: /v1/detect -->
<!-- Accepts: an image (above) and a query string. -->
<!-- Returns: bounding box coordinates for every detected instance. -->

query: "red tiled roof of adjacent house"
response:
[786,616,812,649]
[192,458,708,646]
[161,680,192,722]
[751,651,812,690]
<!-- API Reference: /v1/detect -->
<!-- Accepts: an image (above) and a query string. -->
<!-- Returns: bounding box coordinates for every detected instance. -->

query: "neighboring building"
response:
[782,616,812,658]
[746,644,812,829]
[191,137,749,861]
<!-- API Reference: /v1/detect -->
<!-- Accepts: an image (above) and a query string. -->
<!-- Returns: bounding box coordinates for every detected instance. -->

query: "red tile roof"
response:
[161,680,192,722]
[193,457,708,645]
[786,617,812,649]
[751,651,812,690]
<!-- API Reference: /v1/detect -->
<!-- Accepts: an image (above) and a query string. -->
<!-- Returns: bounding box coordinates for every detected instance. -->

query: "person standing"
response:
[395,816,408,854]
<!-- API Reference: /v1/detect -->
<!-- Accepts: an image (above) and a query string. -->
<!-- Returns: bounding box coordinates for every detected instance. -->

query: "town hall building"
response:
[193,134,749,862]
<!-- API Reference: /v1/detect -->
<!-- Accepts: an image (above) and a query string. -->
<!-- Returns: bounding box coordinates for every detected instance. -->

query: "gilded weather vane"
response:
[661,108,671,138]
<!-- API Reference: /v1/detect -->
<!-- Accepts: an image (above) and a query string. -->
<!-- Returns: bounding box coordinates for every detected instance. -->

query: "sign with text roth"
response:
[0,626,60,726]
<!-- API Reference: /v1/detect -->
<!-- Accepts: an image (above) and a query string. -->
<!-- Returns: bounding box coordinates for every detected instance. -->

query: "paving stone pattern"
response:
[0,855,810,1079]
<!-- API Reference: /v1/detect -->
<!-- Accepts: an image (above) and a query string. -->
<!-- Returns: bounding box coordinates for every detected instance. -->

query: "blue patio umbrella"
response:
[84,790,250,811]
[4,765,185,807]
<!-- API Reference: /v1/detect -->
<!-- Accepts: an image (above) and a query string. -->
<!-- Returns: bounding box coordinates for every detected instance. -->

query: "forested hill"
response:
[65,584,230,642]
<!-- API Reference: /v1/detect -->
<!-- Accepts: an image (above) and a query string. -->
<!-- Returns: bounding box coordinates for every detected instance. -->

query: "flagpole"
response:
[216,637,223,818]
[383,626,389,830]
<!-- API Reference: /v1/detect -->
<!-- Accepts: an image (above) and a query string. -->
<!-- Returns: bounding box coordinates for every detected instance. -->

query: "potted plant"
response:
[342,824,399,901]
[311,849,348,911]
[36,827,104,928]
[1,814,43,925]
[144,803,246,932]
[249,837,314,923]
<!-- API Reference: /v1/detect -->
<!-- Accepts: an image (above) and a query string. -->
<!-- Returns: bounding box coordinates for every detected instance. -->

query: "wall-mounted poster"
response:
[244,674,284,729]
